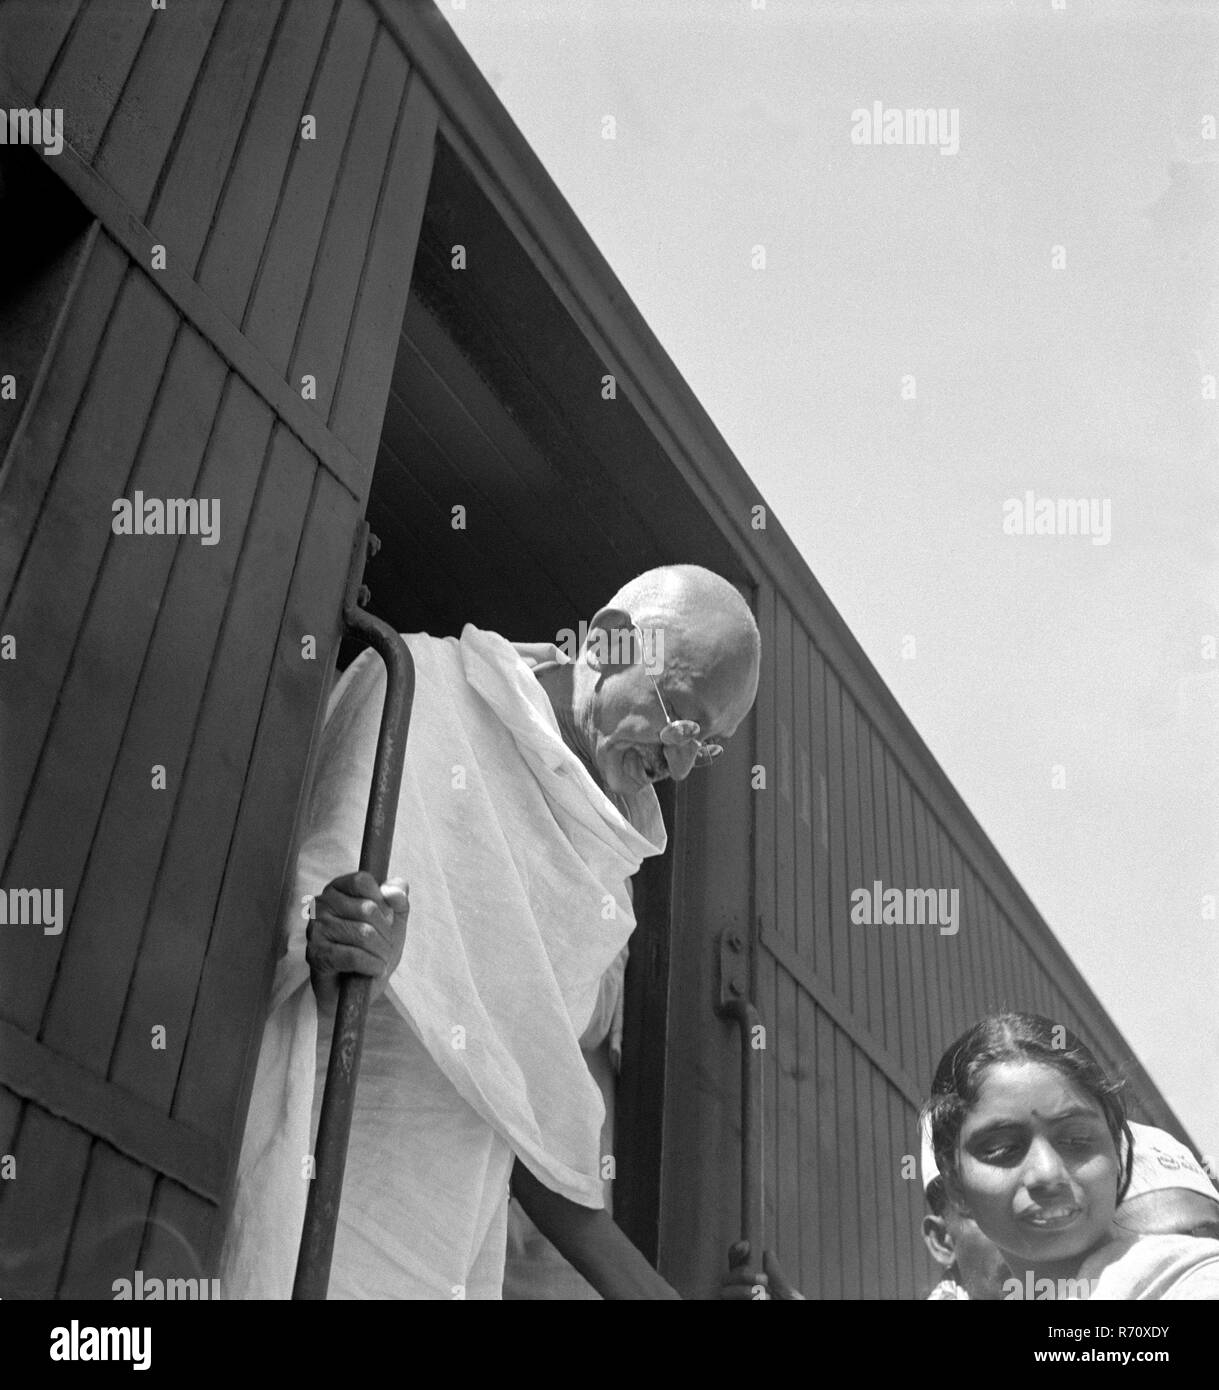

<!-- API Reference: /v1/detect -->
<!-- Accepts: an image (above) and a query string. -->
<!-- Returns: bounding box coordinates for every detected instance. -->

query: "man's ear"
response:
[583,606,636,674]
[921,1215,955,1268]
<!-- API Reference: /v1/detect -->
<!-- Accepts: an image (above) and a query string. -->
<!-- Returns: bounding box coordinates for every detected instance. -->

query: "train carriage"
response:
[0,0,1192,1300]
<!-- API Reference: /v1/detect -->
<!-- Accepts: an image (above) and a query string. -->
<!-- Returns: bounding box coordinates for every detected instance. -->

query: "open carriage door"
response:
[0,1,437,1296]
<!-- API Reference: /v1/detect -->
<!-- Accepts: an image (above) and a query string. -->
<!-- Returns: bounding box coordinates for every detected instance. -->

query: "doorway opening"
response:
[353,131,747,1269]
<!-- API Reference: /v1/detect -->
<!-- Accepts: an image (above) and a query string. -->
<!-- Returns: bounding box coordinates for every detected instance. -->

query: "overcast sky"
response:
[441,0,1218,1165]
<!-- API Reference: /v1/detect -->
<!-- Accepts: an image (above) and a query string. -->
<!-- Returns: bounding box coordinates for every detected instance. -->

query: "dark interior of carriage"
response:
[348,134,752,1265]
[0,146,93,475]
[353,135,748,646]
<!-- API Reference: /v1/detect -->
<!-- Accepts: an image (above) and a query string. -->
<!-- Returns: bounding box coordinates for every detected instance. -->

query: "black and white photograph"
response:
[0,0,1216,1360]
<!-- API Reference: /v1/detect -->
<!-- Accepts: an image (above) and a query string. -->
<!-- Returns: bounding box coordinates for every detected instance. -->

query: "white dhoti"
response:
[219,625,666,1299]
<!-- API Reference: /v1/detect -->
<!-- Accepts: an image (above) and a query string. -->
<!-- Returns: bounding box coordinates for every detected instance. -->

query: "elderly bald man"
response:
[221,565,760,1300]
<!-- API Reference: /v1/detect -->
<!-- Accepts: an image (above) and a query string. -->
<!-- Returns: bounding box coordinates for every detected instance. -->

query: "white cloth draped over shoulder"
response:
[219,625,666,1298]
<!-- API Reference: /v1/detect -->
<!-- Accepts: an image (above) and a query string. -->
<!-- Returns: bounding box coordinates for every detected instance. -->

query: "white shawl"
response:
[220,626,666,1297]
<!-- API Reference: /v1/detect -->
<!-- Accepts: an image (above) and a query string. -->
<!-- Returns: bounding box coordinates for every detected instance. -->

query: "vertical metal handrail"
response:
[293,524,415,1300]
[716,929,765,1263]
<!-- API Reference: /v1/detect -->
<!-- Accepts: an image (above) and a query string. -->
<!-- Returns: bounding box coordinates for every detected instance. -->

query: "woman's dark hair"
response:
[924,1175,949,1219]
[920,1012,1134,1204]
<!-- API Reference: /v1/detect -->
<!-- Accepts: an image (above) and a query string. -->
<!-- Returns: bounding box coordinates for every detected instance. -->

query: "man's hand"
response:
[721,1241,769,1300]
[509,1159,681,1299]
[306,871,409,1003]
[720,1242,806,1300]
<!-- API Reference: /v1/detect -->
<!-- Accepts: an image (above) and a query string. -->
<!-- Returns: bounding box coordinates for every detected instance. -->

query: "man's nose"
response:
[664,740,699,781]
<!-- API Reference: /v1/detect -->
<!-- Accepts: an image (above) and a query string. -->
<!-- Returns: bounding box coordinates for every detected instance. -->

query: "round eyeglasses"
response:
[631,621,723,768]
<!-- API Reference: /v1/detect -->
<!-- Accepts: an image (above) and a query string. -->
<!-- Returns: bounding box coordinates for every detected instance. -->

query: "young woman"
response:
[923,1013,1219,1300]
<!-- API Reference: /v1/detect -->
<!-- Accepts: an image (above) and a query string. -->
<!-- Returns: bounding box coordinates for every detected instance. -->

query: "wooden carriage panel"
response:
[1,269,178,1033]
[41,1,153,162]
[0,0,441,1294]
[147,0,287,276]
[93,0,227,218]
[0,0,81,96]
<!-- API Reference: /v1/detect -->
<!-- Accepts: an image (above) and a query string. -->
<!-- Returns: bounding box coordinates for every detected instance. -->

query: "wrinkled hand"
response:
[306,871,409,1001]
[720,1241,769,1300]
[720,1243,806,1301]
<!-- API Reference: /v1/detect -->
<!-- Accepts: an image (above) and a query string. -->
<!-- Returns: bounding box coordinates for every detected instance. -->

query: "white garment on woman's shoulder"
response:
[1078,1230,1219,1299]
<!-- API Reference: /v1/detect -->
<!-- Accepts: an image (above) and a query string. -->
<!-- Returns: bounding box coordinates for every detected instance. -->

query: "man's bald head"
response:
[543,565,762,797]
[603,565,761,725]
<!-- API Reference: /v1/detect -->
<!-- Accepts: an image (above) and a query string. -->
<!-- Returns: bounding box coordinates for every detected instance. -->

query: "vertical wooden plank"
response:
[774,600,795,950]
[137,432,323,1119]
[143,428,323,1123]
[914,790,946,1071]
[775,966,800,1289]
[243,0,379,370]
[614,786,674,1265]
[870,1071,894,1299]
[839,694,869,1035]
[39,329,228,1068]
[291,28,409,417]
[885,748,925,1085]
[107,379,277,1106]
[752,583,779,1285]
[921,797,953,1063]
[875,732,915,1081]
[890,1088,917,1299]
[795,988,819,1298]
[1030,939,1053,1019]
[146,0,285,276]
[867,726,901,1062]
[976,886,1002,1011]
[0,272,178,1032]
[853,1052,879,1297]
[852,703,885,1046]
[56,1146,156,1298]
[175,464,359,1141]
[964,856,989,1028]
[929,815,964,1045]
[196,0,335,325]
[835,1028,860,1299]
[0,233,127,621]
[0,1109,90,1297]
[913,794,950,1064]
[989,890,1016,1011]
[771,601,797,1289]
[823,665,850,1010]
[93,0,225,219]
[951,845,983,1034]
[0,0,82,99]
[898,772,936,1086]
[754,946,779,1293]
[971,871,999,1015]
[656,733,754,1292]
[1002,905,1024,1013]
[329,71,439,470]
[1013,917,1032,1013]
[1028,959,1050,1020]
[770,589,797,1293]
[42,0,152,161]
[753,580,776,943]
[998,906,1022,1010]
[0,1088,20,1161]
[792,625,814,974]
[814,1007,840,1298]
[808,645,832,989]
[139,1177,215,1284]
